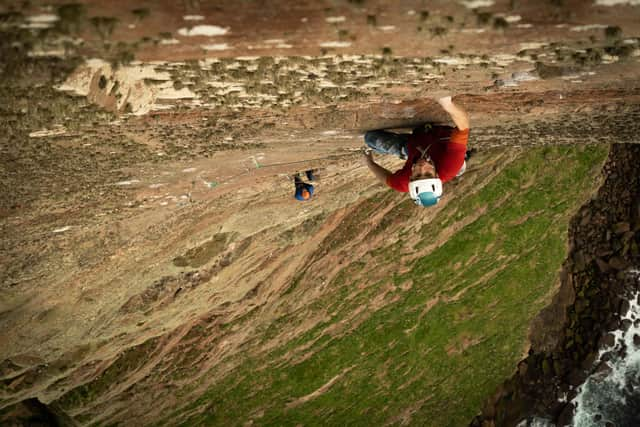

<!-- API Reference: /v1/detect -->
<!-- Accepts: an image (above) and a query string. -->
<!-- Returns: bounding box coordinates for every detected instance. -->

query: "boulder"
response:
[619,299,630,317]
[574,333,584,345]
[553,359,567,377]
[613,222,630,235]
[572,251,587,272]
[565,326,574,339]
[556,402,575,427]
[568,368,587,388]
[581,352,598,370]
[625,382,635,394]
[608,256,629,271]
[598,333,616,349]
[596,247,613,259]
[595,258,610,273]
[542,358,553,378]
[594,361,612,377]
[616,343,627,359]
[517,360,528,377]
[574,298,588,314]
[580,211,591,227]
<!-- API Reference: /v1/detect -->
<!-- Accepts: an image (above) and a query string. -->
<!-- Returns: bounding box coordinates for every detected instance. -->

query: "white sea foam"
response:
[516,417,554,427]
[572,279,640,426]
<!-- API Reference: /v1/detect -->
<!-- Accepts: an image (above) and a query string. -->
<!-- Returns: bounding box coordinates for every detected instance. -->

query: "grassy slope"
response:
[175,145,607,427]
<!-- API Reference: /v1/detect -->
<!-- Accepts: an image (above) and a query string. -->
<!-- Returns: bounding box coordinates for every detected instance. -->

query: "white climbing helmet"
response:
[409,178,443,207]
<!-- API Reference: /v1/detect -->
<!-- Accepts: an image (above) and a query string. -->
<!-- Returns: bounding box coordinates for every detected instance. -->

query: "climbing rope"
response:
[205,149,363,188]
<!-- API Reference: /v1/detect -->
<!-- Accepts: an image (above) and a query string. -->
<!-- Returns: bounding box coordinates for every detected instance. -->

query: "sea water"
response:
[572,271,640,427]
[517,271,640,427]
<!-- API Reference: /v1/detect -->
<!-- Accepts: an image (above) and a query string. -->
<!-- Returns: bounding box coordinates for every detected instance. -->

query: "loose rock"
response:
[612,222,630,235]
[619,299,630,317]
[608,256,629,271]
[599,333,616,349]
[595,257,610,273]
[556,402,574,427]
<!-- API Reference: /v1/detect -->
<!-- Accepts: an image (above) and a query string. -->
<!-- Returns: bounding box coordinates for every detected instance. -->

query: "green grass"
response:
[173,233,232,268]
[168,145,607,426]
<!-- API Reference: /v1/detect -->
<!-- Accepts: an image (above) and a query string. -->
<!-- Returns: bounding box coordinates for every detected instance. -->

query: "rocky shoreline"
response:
[470,143,640,427]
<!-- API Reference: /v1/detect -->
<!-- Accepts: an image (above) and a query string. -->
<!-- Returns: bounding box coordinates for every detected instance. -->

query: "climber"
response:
[362,95,470,207]
[293,170,316,201]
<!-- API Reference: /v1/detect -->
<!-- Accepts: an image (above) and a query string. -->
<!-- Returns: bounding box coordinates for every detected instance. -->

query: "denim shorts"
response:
[364,130,408,159]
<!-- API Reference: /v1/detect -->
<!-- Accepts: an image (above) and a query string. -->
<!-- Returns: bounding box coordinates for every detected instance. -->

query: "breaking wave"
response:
[572,271,640,427]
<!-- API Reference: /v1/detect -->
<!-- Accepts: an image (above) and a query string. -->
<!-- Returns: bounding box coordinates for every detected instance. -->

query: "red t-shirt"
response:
[386,126,469,193]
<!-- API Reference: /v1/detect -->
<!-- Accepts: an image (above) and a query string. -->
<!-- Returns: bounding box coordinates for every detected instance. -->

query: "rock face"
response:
[470,144,640,427]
